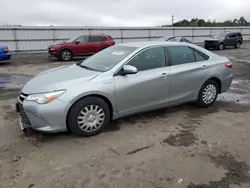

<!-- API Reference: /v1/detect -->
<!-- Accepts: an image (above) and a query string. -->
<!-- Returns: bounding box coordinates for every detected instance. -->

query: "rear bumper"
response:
[221,74,233,93]
[0,53,12,61]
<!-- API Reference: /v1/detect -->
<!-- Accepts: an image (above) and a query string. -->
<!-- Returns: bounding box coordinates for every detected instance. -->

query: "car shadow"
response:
[21,100,250,145]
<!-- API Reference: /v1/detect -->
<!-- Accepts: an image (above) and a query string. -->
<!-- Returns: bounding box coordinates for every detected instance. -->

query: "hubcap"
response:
[202,84,217,104]
[62,51,71,60]
[219,44,223,50]
[237,43,240,47]
[77,105,105,132]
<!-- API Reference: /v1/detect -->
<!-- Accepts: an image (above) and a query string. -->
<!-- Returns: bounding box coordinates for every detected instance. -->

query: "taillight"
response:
[225,62,232,69]
[2,48,8,53]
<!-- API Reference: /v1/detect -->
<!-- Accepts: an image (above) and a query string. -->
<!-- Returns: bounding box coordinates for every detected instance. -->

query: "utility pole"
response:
[172,15,174,26]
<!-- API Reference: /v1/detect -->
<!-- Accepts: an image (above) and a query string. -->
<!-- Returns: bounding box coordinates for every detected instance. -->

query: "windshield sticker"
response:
[112,51,124,55]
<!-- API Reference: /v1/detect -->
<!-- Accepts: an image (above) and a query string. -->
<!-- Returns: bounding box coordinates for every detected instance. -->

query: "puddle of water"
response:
[0,74,32,89]
[218,79,250,105]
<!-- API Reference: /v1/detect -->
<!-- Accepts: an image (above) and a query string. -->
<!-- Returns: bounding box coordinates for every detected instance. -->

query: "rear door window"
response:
[168,46,195,65]
[231,33,237,38]
[237,33,242,37]
[90,36,107,42]
[75,36,89,43]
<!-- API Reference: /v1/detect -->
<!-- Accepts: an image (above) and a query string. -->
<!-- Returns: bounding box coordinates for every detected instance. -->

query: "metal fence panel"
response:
[55,30,89,40]
[18,40,54,51]
[0,26,249,51]
[150,29,173,37]
[0,29,14,40]
[123,29,149,38]
[175,29,193,36]
[16,29,54,40]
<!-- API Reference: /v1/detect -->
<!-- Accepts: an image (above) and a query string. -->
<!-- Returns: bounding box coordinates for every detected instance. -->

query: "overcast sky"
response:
[1,0,250,26]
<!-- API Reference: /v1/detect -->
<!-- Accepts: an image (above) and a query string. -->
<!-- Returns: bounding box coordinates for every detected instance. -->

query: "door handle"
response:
[159,73,168,78]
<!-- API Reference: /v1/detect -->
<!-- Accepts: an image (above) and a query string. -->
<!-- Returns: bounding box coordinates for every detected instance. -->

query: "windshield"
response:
[213,33,227,39]
[66,36,79,42]
[80,45,138,72]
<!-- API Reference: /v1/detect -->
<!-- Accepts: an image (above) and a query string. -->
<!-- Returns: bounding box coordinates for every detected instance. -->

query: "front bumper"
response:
[16,98,69,133]
[48,48,59,58]
[204,41,219,49]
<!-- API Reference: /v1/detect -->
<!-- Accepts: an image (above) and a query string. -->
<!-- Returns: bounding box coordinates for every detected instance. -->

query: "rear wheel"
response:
[196,80,219,108]
[60,49,73,61]
[218,43,224,50]
[68,97,110,137]
[235,41,241,48]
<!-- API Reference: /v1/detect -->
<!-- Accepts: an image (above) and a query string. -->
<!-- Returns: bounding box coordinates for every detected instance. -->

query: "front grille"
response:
[19,92,28,103]
[19,104,31,128]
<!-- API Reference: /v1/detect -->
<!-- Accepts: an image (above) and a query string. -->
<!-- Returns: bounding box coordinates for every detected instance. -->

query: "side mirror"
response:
[118,65,137,76]
[75,41,80,45]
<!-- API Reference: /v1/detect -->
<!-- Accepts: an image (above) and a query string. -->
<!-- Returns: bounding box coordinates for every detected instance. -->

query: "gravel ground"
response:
[0,48,250,188]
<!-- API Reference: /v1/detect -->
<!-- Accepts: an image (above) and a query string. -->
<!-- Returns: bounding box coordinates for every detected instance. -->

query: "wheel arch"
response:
[66,94,114,130]
[59,48,74,56]
[205,77,222,93]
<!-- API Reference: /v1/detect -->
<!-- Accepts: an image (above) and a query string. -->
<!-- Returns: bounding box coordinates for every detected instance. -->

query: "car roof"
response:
[117,41,189,48]
[81,34,110,36]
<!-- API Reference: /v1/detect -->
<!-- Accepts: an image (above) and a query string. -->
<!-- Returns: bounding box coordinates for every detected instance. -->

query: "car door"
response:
[88,36,105,53]
[72,36,90,55]
[167,45,210,105]
[225,33,237,46]
[114,46,171,116]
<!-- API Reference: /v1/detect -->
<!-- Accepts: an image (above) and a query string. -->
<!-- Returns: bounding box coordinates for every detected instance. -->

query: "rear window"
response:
[237,32,242,37]
[192,48,210,61]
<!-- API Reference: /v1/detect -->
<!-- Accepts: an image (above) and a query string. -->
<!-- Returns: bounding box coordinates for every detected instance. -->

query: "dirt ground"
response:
[0,48,250,188]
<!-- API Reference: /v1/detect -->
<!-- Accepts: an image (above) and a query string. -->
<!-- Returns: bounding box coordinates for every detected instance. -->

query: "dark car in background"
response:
[48,34,115,61]
[0,45,11,62]
[204,31,243,50]
[157,36,192,43]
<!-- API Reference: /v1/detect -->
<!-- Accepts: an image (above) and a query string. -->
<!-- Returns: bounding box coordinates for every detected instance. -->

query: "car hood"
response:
[21,64,101,94]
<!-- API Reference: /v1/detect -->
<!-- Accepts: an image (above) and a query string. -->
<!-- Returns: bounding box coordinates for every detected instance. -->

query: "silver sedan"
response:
[16,41,233,136]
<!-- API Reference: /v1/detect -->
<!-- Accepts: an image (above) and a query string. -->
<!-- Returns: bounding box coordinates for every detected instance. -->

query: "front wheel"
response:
[235,41,241,48]
[68,97,110,137]
[218,43,224,50]
[60,49,73,61]
[196,80,219,108]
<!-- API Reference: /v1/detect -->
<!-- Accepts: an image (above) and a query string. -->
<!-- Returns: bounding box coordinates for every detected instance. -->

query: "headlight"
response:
[26,90,66,104]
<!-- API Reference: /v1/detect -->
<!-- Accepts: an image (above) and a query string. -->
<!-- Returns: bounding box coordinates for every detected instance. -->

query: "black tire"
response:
[218,43,224,50]
[235,41,241,48]
[196,80,219,108]
[204,46,209,50]
[60,49,73,61]
[68,97,111,137]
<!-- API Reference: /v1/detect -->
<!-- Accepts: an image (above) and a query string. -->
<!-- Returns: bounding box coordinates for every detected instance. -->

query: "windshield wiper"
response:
[76,62,94,71]
[76,62,103,72]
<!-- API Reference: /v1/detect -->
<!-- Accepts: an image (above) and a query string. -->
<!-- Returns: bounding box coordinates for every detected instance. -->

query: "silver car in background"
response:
[16,41,233,136]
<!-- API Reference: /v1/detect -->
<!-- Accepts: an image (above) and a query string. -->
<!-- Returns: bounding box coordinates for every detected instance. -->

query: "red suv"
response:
[48,34,115,61]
